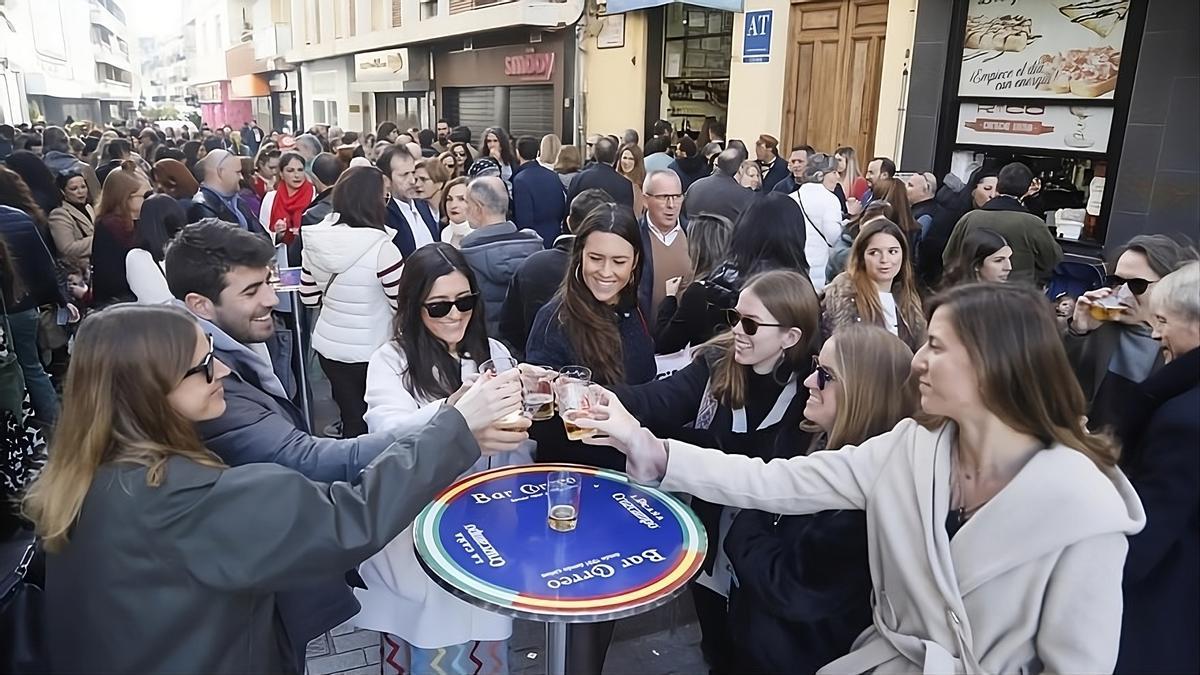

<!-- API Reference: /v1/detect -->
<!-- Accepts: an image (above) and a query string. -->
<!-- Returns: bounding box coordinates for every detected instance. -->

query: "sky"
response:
[125,0,185,39]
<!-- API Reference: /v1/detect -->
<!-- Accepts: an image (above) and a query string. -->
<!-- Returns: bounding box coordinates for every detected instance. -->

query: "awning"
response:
[604,0,743,15]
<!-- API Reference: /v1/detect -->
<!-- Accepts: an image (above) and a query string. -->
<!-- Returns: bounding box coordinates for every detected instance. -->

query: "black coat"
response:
[760,158,789,194]
[653,262,742,354]
[1116,347,1200,674]
[669,157,709,192]
[511,162,567,247]
[0,205,64,313]
[682,173,755,224]
[499,234,572,357]
[566,163,634,210]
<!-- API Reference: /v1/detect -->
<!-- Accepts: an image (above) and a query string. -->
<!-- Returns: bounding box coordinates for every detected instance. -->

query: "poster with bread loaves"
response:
[959,0,1129,99]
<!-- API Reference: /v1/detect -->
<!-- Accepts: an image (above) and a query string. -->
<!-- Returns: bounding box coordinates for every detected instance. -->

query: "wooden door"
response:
[782,0,888,159]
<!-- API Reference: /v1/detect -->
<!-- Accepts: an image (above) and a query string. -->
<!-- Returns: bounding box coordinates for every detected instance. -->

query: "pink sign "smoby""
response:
[504,53,555,81]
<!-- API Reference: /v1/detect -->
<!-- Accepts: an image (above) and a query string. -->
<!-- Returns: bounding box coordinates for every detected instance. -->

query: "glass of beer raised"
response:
[546,470,581,532]
[480,357,526,430]
[555,366,594,441]
[520,366,556,421]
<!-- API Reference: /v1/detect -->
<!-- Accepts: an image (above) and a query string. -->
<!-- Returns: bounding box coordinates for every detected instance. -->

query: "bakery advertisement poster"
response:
[957,102,1114,151]
[959,0,1129,100]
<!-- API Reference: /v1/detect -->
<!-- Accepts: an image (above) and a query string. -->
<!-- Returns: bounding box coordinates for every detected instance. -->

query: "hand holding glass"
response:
[555,367,594,440]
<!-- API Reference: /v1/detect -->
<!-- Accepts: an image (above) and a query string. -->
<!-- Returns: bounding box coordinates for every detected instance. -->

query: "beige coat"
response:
[47,202,95,259]
[660,419,1145,674]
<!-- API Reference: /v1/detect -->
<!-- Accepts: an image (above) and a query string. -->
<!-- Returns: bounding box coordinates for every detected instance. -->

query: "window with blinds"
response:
[442,87,499,138]
[392,0,402,27]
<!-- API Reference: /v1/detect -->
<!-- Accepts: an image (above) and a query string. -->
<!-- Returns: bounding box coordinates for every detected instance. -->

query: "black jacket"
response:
[653,262,742,354]
[669,157,709,192]
[683,173,755,224]
[1116,348,1200,675]
[0,206,65,313]
[567,163,634,210]
[1064,322,1164,432]
[499,234,571,356]
[760,158,789,194]
[187,186,263,232]
[512,162,568,247]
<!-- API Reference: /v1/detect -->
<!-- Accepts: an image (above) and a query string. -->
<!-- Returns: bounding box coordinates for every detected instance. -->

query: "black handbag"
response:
[0,528,48,673]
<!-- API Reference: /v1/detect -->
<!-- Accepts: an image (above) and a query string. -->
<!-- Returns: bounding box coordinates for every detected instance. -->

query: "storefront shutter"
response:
[443,86,498,138]
[507,85,555,139]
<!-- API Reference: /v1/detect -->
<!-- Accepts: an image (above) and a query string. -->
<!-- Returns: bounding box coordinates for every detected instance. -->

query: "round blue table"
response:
[413,463,707,675]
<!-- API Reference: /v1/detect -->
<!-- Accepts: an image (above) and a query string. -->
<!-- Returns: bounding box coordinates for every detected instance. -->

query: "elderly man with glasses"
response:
[186,149,264,233]
[638,169,691,323]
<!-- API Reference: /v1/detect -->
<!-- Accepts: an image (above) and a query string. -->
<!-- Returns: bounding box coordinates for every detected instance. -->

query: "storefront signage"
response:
[597,15,626,49]
[958,0,1129,100]
[742,9,772,63]
[355,49,409,82]
[956,102,1114,151]
[413,464,706,621]
[504,52,556,82]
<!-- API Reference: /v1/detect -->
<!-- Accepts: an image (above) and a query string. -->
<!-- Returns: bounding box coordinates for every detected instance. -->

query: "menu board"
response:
[957,102,1114,151]
[959,0,1129,100]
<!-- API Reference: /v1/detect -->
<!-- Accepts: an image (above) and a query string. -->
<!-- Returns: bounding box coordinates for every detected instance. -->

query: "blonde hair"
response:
[22,305,225,552]
[823,324,918,447]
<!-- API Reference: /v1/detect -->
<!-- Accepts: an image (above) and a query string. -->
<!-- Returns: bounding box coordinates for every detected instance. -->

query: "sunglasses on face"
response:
[1106,274,1153,296]
[812,355,837,391]
[183,334,216,383]
[424,294,479,318]
[726,309,785,336]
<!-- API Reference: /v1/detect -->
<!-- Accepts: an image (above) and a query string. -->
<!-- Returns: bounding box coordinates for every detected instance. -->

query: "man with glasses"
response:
[639,169,692,324]
[943,162,1062,286]
[567,136,634,209]
[1065,234,1198,431]
[187,149,263,233]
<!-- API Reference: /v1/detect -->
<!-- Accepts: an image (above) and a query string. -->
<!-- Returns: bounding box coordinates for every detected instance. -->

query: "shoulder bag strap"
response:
[794,190,836,248]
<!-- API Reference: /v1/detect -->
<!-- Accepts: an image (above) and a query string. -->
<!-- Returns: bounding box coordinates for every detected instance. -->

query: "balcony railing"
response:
[448,0,516,15]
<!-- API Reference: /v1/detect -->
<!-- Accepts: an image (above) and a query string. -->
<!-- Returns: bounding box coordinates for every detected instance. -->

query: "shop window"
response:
[663,4,732,136]
[312,100,339,126]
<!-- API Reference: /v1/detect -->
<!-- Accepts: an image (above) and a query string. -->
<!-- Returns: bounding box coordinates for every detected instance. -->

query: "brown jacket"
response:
[820,272,926,351]
[47,202,95,259]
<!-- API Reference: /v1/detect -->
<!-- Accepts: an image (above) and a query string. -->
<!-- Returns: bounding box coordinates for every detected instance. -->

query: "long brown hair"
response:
[558,203,644,385]
[617,142,646,188]
[923,283,1119,467]
[705,270,820,409]
[96,160,145,224]
[847,218,925,339]
[875,178,919,236]
[823,324,918,448]
[22,305,225,552]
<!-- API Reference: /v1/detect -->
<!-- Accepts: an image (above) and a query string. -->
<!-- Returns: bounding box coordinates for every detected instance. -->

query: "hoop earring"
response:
[575,266,584,283]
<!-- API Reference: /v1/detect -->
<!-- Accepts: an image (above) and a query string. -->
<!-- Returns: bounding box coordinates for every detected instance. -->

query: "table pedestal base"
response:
[546,622,567,675]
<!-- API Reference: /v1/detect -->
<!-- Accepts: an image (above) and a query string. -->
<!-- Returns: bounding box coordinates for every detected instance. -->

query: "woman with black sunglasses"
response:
[353,243,530,674]
[723,323,917,675]
[1065,234,1198,431]
[604,269,822,675]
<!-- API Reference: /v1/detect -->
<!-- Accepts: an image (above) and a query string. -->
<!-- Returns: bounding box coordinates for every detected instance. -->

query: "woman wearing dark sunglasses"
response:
[721,323,917,675]
[356,243,530,675]
[26,303,511,673]
[603,269,821,675]
[1065,234,1198,431]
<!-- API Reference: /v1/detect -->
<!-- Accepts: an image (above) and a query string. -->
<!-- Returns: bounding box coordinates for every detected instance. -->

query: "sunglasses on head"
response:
[1106,274,1152,296]
[424,294,478,318]
[183,334,216,384]
[811,355,836,391]
[725,309,785,336]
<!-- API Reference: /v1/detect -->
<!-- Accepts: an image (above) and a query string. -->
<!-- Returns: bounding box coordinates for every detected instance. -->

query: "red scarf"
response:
[269,181,315,245]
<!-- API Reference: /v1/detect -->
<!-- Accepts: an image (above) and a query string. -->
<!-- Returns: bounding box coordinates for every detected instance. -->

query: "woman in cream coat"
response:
[357,243,532,674]
[577,282,1145,674]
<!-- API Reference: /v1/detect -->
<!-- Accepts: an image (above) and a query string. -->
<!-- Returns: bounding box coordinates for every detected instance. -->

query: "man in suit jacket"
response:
[377,144,440,257]
[164,220,416,672]
[567,136,634,209]
[511,135,567,247]
[756,134,790,193]
[187,150,263,233]
[683,148,755,224]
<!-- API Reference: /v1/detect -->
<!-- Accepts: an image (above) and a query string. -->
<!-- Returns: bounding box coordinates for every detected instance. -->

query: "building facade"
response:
[0,0,139,125]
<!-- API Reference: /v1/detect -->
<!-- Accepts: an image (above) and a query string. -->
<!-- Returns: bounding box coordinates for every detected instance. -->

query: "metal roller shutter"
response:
[508,85,555,139]
[443,87,497,138]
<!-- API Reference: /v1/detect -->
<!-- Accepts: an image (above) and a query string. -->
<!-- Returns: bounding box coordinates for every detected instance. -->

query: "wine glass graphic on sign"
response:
[1064,106,1094,149]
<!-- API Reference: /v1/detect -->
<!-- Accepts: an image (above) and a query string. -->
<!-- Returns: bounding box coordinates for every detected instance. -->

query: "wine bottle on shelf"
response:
[1083,161,1107,242]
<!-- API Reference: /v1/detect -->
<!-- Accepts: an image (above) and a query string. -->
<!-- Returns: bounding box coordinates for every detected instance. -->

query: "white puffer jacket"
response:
[301,213,403,363]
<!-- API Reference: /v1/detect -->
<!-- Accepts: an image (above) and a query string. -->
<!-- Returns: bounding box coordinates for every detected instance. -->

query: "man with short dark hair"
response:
[163,219,435,672]
[0,124,15,160]
[643,136,673,173]
[377,144,439,257]
[756,134,788,193]
[435,118,452,152]
[187,149,263,231]
[449,126,478,160]
[501,188,614,355]
[943,161,1063,285]
[683,147,754,223]
[623,128,640,147]
[511,135,567,247]
[459,177,544,336]
[770,144,814,195]
[567,136,634,208]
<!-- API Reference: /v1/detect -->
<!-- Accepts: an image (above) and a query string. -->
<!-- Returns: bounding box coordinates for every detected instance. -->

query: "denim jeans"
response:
[6,308,59,423]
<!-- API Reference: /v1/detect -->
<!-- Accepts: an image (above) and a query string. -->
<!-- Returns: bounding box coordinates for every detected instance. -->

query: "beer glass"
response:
[555,366,594,441]
[546,471,581,532]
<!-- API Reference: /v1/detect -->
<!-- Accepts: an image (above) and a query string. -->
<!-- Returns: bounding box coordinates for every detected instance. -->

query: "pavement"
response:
[302,351,710,675]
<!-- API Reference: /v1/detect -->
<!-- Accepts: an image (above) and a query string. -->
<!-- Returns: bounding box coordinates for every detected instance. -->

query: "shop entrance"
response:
[376,92,427,131]
[442,85,555,139]
[662,4,733,137]
[781,0,887,157]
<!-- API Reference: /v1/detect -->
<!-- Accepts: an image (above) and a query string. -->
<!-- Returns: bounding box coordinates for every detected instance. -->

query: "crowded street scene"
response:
[0,0,1197,673]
